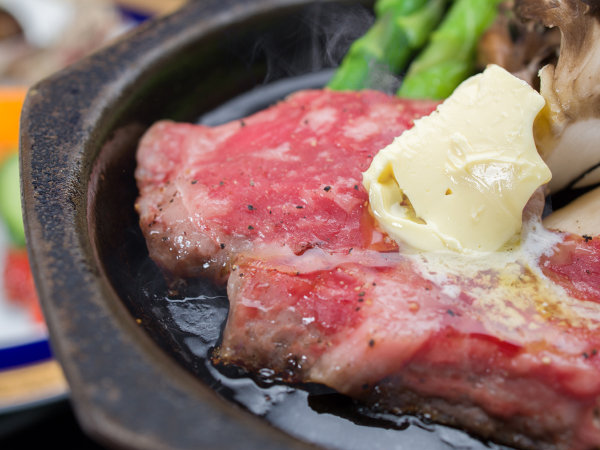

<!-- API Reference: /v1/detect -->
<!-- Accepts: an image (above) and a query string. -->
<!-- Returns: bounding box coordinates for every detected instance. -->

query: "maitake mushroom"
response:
[515,0,600,193]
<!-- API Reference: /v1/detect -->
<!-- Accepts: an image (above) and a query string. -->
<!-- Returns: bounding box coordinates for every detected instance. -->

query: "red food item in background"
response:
[3,247,43,323]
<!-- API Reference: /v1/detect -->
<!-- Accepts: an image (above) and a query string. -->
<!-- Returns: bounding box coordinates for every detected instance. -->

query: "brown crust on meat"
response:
[362,386,559,450]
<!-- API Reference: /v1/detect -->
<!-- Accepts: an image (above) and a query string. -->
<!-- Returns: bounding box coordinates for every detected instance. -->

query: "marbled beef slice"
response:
[135,90,436,280]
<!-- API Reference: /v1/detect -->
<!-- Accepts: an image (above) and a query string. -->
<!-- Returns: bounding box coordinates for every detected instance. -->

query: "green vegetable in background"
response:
[328,0,448,91]
[0,153,25,247]
[397,0,502,99]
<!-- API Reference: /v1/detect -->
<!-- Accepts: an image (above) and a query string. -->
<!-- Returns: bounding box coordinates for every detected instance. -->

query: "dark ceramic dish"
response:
[20,1,502,449]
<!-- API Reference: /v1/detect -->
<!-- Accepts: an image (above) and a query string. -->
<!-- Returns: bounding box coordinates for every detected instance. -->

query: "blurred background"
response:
[0,1,185,448]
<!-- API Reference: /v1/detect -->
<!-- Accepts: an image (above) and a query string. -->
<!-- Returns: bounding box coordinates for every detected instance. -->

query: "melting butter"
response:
[363,65,551,253]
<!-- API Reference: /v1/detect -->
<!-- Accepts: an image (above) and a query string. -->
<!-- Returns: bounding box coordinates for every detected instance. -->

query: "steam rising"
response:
[251,3,382,86]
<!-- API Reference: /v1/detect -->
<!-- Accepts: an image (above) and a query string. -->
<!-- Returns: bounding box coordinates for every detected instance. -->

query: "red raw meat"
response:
[541,235,600,304]
[135,90,437,280]
[135,89,600,449]
[219,246,600,450]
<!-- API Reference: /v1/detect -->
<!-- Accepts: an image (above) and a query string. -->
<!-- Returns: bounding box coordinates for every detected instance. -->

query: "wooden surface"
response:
[0,360,67,409]
[112,0,187,16]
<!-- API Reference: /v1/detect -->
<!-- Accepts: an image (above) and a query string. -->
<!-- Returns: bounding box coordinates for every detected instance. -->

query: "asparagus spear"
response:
[328,0,448,91]
[397,0,502,99]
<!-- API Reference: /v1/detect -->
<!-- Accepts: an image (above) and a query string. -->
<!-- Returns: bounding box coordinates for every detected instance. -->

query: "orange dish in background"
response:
[0,86,27,162]
[0,85,42,322]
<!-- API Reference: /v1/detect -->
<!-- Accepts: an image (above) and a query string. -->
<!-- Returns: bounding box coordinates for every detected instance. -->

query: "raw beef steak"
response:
[135,90,437,281]
[218,239,600,450]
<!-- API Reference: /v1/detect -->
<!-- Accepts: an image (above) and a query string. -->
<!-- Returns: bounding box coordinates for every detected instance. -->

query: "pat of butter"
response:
[363,64,551,253]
